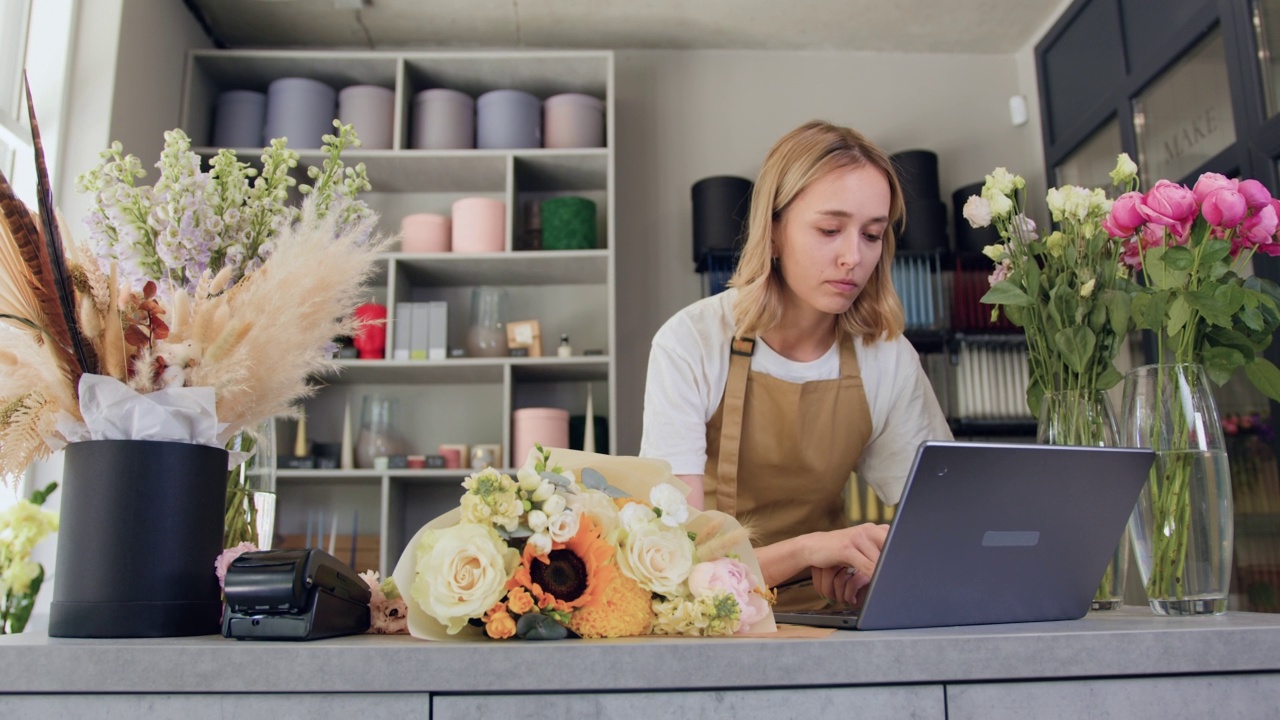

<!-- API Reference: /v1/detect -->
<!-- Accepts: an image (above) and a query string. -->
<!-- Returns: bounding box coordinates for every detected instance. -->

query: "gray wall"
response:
[612,49,1048,453]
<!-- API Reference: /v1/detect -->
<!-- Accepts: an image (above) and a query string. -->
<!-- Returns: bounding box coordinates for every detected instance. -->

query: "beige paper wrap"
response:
[392,447,777,641]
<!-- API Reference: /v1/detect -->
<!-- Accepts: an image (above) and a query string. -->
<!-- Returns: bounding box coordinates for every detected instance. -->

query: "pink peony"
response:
[1238,179,1273,210]
[215,542,258,591]
[1243,203,1279,250]
[1202,187,1247,229]
[1104,191,1146,237]
[687,557,770,632]
[1140,180,1198,228]
[1192,172,1237,204]
[358,569,409,634]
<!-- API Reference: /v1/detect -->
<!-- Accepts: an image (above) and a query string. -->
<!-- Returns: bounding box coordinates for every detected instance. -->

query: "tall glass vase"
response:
[1120,363,1233,616]
[1036,390,1129,610]
[225,420,278,550]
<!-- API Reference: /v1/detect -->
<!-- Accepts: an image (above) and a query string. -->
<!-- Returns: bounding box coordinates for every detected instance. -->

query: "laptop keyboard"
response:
[785,608,861,618]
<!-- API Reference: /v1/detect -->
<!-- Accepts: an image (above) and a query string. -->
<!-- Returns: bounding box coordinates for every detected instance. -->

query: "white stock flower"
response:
[619,501,657,531]
[546,510,581,543]
[531,481,556,503]
[650,484,689,528]
[617,523,695,597]
[516,467,542,492]
[963,195,992,228]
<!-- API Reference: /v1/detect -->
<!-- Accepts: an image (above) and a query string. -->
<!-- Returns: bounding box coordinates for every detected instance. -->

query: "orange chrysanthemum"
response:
[508,514,616,613]
[569,570,654,638]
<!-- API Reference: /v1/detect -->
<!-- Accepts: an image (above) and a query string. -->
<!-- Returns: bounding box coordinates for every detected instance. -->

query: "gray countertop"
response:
[3,609,1279,694]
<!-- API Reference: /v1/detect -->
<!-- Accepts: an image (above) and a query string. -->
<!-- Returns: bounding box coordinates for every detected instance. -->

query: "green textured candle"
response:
[540,196,597,250]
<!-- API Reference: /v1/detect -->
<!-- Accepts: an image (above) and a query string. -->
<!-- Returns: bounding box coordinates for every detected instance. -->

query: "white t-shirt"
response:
[640,288,952,505]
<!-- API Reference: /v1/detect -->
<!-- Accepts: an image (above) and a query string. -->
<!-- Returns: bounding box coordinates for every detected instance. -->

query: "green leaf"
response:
[1096,364,1124,390]
[1053,325,1096,374]
[1088,297,1107,333]
[1206,327,1260,358]
[1185,287,1237,328]
[1200,237,1233,266]
[29,482,57,507]
[1245,358,1280,403]
[1241,305,1266,332]
[7,566,43,634]
[1201,345,1246,385]
[1162,245,1195,271]
[980,281,1034,307]
[1025,380,1045,419]
[1167,295,1191,338]
[1102,289,1131,337]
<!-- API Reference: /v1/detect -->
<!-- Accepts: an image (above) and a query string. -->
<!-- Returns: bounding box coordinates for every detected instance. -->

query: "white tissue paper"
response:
[60,375,236,467]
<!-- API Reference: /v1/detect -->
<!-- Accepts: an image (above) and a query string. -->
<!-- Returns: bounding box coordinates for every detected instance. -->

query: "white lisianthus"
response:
[963,195,992,228]
[546,510,581,543]
[650,483,689,528]
[541,492,566,516]
[617,523,695,596]
[1080,278,1096,298]
[526,509,549,532]
[516,466,542,492]
[985,167,1022,196]
[526,532,553,557]
[984,190,1014,219]
[981,243,1006,262]
[410,524,518,635]
[531,481,556,503]
[619,501,657,531]
[1110,152,1138,186]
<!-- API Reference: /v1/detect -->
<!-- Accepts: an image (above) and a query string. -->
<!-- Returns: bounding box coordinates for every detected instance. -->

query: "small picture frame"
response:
[507,319,542,357]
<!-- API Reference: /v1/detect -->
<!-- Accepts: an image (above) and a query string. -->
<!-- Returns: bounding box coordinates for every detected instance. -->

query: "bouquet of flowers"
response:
[964,164,1133,426]
[0,482,58,634]
[392,445,776,640]
[0,90,388,484]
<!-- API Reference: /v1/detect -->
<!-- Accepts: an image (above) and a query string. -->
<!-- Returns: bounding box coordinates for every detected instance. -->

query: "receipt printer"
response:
[222,548,371,641]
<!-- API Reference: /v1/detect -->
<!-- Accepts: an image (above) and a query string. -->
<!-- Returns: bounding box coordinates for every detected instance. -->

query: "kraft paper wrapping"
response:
[392,447,778,641]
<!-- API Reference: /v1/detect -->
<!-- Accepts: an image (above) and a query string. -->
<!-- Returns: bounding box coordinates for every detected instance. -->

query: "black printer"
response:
[222,548,371,640]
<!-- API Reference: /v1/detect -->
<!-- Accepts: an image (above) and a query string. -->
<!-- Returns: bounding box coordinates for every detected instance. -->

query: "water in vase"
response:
[1129,449,1234,616]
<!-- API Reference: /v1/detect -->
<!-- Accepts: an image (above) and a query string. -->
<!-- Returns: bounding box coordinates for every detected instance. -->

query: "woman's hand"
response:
[805,524,889,604]
[753,522,889,590]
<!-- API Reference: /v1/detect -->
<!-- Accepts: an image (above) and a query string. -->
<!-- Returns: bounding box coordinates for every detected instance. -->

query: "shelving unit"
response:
[181,49,615,574]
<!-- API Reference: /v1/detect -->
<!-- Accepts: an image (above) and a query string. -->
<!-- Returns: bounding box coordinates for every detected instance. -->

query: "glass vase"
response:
[356,394,408,469]
[466,285,508,357]
[1120,363,1233,616]
[224,420,278,550]
[1036,390,1129,610]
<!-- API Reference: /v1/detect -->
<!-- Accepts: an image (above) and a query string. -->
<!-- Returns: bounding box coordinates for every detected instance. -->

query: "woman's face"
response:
[773,164,891,320]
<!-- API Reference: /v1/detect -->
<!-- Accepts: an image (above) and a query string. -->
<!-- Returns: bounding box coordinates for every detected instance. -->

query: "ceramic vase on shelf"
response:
[1120,363,1233,616]
[1036,390,1129,611]
[224,420,278,550]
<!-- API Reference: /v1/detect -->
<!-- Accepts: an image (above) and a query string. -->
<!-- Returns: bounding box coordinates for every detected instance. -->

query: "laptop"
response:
[773,440,1155,630]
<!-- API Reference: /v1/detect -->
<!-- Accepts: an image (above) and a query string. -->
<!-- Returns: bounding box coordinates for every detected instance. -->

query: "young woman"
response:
[640,121,952,611]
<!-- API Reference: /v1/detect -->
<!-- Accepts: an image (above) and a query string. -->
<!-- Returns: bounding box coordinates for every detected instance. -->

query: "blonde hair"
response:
[728,120,905,343]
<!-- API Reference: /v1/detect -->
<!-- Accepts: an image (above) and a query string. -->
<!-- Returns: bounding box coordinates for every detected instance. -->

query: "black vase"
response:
[48,440,229,638]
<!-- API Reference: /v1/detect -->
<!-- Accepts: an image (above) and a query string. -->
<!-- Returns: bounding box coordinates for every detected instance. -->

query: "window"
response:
[0,0,31,181]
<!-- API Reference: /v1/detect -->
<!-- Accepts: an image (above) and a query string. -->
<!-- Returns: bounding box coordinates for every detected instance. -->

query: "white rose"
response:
[527,509,549,532]
[547,510,580,543]
[541,493,566,516]
[617,523,695,596]
[567,490,622,542]
[410,524,519,635]
[619,501,657,531]
[650,484,689,528]
[962,195,992,228]
[526,532,553,557]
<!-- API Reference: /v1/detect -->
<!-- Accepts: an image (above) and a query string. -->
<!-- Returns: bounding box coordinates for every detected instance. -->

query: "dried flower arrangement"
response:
[0,81,389,480]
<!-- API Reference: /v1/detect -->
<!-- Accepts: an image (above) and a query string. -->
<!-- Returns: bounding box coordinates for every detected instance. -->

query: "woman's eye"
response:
[864,233,883,243]
[819,227,841,236]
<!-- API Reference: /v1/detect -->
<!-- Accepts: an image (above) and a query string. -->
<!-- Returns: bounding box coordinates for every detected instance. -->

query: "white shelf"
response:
[185,48,617,574]
[311,356,610,385]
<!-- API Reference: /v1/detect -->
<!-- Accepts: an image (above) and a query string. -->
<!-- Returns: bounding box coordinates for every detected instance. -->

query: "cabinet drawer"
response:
[434,685,944,720]
[947,673,1280,719]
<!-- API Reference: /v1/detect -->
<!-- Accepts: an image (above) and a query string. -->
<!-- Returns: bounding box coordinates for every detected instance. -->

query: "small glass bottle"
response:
[557,334,573,358]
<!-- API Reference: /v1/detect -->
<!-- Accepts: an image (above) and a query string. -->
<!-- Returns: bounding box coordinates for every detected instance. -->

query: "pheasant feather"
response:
[25,75,98,376]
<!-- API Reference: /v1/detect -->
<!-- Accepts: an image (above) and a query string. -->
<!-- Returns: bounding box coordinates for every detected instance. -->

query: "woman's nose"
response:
[838,235,861,267]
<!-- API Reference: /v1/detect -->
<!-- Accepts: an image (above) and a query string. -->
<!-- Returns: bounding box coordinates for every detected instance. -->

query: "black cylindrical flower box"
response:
[49,440,229,638]
[692,175,753,270]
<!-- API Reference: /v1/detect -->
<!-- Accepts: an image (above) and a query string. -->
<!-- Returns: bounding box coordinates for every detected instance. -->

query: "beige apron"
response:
[704,336,873,611]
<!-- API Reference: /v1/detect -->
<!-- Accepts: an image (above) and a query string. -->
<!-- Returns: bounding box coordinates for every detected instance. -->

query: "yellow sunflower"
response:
[508,514,616,613]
